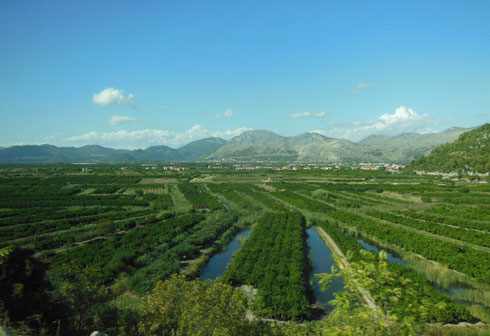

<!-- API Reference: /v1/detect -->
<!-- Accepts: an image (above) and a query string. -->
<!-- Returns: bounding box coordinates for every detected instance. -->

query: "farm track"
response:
[289,191,490,254]
[315,227,382,316]
[395,212,490,235]
[359,212,490,254]
[2,213,156,246]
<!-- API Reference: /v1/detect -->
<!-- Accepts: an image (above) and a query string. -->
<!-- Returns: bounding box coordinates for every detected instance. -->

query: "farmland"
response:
[0,164,488,335]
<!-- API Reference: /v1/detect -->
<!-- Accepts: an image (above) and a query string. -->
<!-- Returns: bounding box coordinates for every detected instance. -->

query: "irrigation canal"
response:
[199,229,250,281]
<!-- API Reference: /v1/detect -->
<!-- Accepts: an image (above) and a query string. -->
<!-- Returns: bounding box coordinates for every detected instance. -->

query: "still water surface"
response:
[199,229,250,281]
[307,228,344,311]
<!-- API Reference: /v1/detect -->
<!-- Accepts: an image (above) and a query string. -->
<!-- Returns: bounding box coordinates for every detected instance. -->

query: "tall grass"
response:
[407,256,467,288]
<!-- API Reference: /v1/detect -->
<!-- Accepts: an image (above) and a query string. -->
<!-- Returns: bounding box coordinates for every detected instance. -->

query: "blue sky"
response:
[1,0,489,149]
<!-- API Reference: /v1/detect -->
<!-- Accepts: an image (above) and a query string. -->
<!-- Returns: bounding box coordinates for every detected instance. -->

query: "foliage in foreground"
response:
[137,275,265,336]
[134,251,465,336]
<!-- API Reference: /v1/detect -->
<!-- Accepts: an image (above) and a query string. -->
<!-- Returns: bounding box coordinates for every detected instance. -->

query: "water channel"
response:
[307,228,344,311]
[357,238,407,266]
[200,229,250,281]
[200,227,345,312]
[356,238,468,298]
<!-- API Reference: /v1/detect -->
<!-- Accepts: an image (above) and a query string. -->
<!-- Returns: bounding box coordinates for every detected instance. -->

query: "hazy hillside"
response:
[177,137,228,161]
[229,130,284,144]
[410,123,489,174]
[283,132,332,145]
[358,127,468,163]
[0,137,227,163]
[204,128,469,164]
[0,127,471,164]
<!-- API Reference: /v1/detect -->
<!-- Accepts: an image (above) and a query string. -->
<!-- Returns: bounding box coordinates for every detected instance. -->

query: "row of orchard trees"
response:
[323,206,490,284]
[179,183,224,210]
[223,211,311,320]
[365,209,490,248]
[271,189,490,284]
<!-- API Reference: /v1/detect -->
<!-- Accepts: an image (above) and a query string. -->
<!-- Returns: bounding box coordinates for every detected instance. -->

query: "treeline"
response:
[207,183,258,210]
[0,209,151,243]
[0,207,113,226]
[365,209,490,248]
[223,212,310,320]
[324,207,490,283]
[248,190,287,211]
[315,221,472,323]
[148,194,174,210]
[400,210,490,232]
[272,190,490,283]
[50,211,240,295]
[272,190,334,213]
[178,183,223,210]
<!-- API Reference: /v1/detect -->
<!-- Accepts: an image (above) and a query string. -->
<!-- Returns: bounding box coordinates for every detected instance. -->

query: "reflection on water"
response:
[199,230,250,281]
[357,238,407,266]
[307,228,344,311]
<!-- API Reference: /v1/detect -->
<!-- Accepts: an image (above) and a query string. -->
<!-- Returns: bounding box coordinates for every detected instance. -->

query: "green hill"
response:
[410,123,489,174]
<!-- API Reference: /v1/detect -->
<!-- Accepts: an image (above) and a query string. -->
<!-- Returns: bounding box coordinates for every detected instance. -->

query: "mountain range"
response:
[0,127,472,164]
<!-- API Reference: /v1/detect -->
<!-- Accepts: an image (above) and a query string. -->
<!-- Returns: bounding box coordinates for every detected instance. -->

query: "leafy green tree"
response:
[0,247,65,335]
[316,251,447,336]
[50,263,112,334]
[96,219,115,236]
[138,275,261,336]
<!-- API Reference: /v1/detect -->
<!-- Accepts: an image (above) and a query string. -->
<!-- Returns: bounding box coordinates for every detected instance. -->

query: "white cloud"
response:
[108,115,137,126]
[159,105,166,111]
[353,82,374,94]
[65,129,170,143]
[212,127,253,138]
[309,130,326,135]
[92,88,136,108]
[216,108,234,118]
[291,111,326,119]
[64,125,252,149]
[0,142,27,147]
[43,132,62,141]
[327,106,437,141]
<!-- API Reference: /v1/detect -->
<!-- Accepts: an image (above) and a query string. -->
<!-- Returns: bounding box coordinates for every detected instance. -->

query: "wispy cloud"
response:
[353,82,374,94]
[43,132,62,141]
[212,127,252,138]
[108,115,137,126]
[0,142,28,147]
[92,88,136,108]
[328,106,438,141]
[64,125,252,148]
[309,130,326,135]
[216,108,234,118]
[291,111,326,119]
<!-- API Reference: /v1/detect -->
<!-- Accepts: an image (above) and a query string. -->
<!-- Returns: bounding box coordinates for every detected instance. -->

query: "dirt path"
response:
[315,226,381,316]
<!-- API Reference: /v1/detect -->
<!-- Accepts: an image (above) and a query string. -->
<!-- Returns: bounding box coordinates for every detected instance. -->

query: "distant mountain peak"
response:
[229,130,284,144]
[284,132,332,145]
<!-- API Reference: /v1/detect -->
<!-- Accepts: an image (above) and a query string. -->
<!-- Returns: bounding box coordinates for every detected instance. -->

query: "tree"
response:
[0,247,65,335]
[138,275,262,336]
[51,264,112,334]
[96,220,115,236]
[316,251,446,336]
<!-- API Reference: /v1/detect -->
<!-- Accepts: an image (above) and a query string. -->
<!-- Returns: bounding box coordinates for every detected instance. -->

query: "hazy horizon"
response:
[0,124,479,151]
